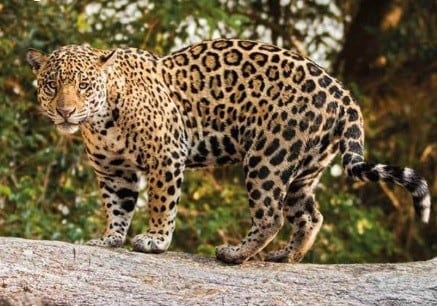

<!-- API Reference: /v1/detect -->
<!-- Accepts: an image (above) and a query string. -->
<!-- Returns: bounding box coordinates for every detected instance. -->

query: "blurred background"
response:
[0,0,435,263]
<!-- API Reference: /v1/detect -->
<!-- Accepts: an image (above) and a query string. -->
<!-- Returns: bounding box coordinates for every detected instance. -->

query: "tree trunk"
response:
[333,0,436,262]
[335,0,408,82]
[0,238,435,305]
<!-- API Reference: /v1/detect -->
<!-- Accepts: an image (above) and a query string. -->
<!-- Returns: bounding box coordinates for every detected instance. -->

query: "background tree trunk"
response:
[333,0,436,261]
[335,0,408,82]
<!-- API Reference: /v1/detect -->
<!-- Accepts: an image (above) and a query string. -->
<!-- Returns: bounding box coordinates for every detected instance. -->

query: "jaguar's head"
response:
[26,45,117,134]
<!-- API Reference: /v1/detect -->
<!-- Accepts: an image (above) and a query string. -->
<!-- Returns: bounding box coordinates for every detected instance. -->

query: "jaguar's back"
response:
[159,40,344,169]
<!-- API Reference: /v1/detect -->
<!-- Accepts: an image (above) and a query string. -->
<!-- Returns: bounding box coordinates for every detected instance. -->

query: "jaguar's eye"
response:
[79,82,89,90]
[46,81,57,91]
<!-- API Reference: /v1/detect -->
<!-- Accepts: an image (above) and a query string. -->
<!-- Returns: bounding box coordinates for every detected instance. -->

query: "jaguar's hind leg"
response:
[265,182,323,263]
[216,154,287,264]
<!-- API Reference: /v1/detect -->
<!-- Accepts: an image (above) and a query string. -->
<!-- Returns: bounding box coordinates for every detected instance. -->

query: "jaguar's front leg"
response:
[132,163,184,254]
[87,170,139,248]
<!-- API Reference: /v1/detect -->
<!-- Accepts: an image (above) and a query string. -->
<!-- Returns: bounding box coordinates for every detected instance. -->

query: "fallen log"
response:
[0,237,435,305]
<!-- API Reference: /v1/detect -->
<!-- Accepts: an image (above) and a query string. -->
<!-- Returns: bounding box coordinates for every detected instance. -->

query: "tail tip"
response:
[418,194,431,224]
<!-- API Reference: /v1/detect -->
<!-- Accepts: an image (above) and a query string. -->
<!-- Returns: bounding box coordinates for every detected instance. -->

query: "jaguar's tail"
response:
[339,104,431,223]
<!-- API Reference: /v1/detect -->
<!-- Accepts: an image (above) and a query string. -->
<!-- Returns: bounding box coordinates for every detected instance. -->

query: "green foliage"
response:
[173,170,249,255]
[311,182,398,263]
[0,0,434,263]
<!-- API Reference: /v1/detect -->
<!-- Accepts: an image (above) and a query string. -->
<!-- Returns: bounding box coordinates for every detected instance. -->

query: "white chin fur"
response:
[56,123,80,135]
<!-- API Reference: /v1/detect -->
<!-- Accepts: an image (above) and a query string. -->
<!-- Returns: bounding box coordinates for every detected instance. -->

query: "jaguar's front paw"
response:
[131,233,171,254]
[215,244,250,264]
[86,234,124,248]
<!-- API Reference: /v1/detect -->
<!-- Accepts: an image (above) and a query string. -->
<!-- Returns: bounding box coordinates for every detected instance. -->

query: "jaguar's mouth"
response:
[56,122,80,135]
[53,115,88,135]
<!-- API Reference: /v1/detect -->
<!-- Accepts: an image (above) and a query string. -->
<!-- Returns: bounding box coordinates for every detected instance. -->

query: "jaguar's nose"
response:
[56,106,76,119]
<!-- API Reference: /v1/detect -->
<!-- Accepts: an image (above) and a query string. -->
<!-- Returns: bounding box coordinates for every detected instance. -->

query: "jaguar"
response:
[26,39,431,263]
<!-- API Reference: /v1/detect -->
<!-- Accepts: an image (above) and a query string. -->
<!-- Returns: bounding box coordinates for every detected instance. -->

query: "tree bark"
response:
[0,237,435,305]
[334,0,408,82]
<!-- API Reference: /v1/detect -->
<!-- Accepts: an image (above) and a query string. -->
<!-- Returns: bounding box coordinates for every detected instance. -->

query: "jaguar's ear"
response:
[26,48,48,74]
[99,49,118,71]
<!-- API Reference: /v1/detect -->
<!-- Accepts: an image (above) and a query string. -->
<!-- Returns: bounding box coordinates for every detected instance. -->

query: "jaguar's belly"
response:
[185,133,243,168]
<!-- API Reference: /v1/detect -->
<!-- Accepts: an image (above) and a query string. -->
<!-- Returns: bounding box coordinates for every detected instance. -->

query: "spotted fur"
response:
[26,39,431,264]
